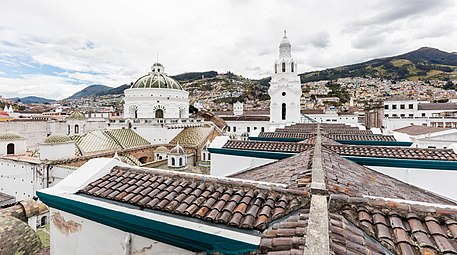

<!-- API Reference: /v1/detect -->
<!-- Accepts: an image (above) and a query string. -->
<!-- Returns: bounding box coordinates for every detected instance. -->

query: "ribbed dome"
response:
[169,143,186,154]
[0,214,42,255]
[155,146,169,153]
[67,109,86,120]
[43,134,73,144]
[131,63,183,90]
[0,132,24,141]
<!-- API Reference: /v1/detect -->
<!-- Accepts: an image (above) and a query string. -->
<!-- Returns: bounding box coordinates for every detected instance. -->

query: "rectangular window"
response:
[409,104,414,109]
[400,104,405,109]
[384,114,389,117]
[247,127,250,132]
[400,114,405,117]
[384,105,389,109]
[409,114,413,118]
[392,105,397,109]
[422,113,426,117]
[233,126,237,132]
[261,127,265,132]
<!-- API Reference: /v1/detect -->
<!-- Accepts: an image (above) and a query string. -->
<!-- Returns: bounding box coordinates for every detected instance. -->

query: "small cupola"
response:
[167,143,187,168]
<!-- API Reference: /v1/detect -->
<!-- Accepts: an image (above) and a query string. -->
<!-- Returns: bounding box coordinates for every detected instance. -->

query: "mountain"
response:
[9,96,55,104]
[300,47,457,82]
[95,84,130,97]
[66,84,113,99]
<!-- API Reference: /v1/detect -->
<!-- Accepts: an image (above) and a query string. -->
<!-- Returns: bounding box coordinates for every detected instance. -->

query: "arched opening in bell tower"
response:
[281,103,286,120]
[282,62,286,72]
[155,109,164,118]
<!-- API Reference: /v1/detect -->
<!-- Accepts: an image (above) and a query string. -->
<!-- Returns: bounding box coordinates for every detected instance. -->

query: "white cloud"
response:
[0,0,456,99]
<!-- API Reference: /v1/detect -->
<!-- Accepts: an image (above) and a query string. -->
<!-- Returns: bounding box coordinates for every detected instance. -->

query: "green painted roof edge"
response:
[36,191,258,254]
[208,147,296,160]
[336,140,413,147]
[342,156,457,170]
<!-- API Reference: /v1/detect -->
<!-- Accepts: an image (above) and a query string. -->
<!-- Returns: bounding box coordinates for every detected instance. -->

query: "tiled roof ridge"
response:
[329,194,457,219]
[111,166,306,197]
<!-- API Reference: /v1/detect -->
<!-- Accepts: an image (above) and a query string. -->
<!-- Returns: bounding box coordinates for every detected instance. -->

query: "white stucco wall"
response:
[0,158,47,200]
[366,165,457,201]
[210,153,276,177]
[0,139,26,155]
[124,88,189,119]
[50,209,194,255]
[39,142,76,160]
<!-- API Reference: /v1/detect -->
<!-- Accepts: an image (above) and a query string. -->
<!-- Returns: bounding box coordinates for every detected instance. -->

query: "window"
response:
[203,153,206,161]
[291,63,294,72]
[67,125,70,135]
[171,158,175,166]
[282,92,286,96]
[6,143,14,155]
[282,62,286,72]
[384,105,389,109]
[400,104,405,109]
[75,125,79,134]
[384,114,389,117]
[392,105,397,109]
[409,104,414,109]
[281,103,286,120]
[261,127,265,132]
[227,126,231,132]
[408,114,413,118]
[233,126,237,132]
[422,113,426,117]
[155,109,164,118]
[208,153,211,160]
[247,127,250,132]
[275,64,277,74]
[179,158,183,166]
[400,114,405,117]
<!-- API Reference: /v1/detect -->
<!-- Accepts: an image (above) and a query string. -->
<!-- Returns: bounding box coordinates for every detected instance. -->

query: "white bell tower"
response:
[268,30,302,124]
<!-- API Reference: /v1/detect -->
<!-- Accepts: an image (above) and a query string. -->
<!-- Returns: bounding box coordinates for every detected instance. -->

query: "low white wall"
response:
[210,153,276,177]
[366,165,457,201]
[50,209,193,255]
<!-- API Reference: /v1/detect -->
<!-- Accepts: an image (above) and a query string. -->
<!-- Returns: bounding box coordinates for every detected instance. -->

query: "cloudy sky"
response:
[1,0,456,99]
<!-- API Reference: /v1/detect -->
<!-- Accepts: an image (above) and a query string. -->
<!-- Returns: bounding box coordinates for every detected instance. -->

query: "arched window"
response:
[67,125,70,135]
[155,109,164,118]
[139,156,148,164]
[171,157,175,166]
[41,216,48,226]
[282,103,286,120]
[282,62,286,72]
[6,143,14,155]
[203,153,206,161]
[208,153,211,160]
[75,125,79,134]
[179,158,183,166]
[275,64,277,74]
[134,109,138,119]
[291,63,294,72]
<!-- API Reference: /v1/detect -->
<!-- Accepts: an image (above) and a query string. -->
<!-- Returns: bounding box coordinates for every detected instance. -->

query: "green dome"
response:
[67,109,86,120]
[0,132,24,141]
[43,134,73,144]
[131,63,183,90]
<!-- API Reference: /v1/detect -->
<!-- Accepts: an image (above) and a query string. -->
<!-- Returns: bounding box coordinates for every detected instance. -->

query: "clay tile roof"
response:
[258,132,315,139]
[229,149,313,190]
[169,126,215,146]
[78,166,307,231]
[329,196,457,255]
[325,144,457,161]
[222,140,312,153]
[418,102,457,111]
[321,148,455,205]
[394,125,451,136]
[0,214,42,255]
[323,134,397,141]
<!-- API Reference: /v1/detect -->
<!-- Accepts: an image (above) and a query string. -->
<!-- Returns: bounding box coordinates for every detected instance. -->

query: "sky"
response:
[0,0,456,99]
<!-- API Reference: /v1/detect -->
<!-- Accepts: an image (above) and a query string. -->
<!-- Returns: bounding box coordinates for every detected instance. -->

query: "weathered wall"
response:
[50,209,194,255]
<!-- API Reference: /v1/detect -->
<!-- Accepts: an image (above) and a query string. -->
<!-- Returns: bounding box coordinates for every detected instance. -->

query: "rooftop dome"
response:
[0,131,24,141]
[43,134,73,144]
[131,63,183,90]
[0,214,42,255]
[67,109,86,120]
[169,143,186,154]
[155,146,169,153]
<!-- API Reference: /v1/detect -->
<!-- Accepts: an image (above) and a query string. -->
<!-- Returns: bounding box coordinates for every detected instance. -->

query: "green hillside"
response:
[300,47,457,82]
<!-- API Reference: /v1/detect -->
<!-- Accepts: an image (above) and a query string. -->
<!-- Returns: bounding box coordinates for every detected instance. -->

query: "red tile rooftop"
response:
[222,140,312,153]
[394,125,451,136]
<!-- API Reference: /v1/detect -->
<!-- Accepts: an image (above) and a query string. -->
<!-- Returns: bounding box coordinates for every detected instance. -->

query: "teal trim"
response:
[336,140,413,147]
[208,147,295,160]
[343,156,457,170]
[249,136,305,142]
[37,191,258,254]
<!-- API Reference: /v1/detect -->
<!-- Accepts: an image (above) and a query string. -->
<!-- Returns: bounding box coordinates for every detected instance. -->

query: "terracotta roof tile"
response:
[325,144,457,161]
[78,166,307,231]
[222,140,311,153]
